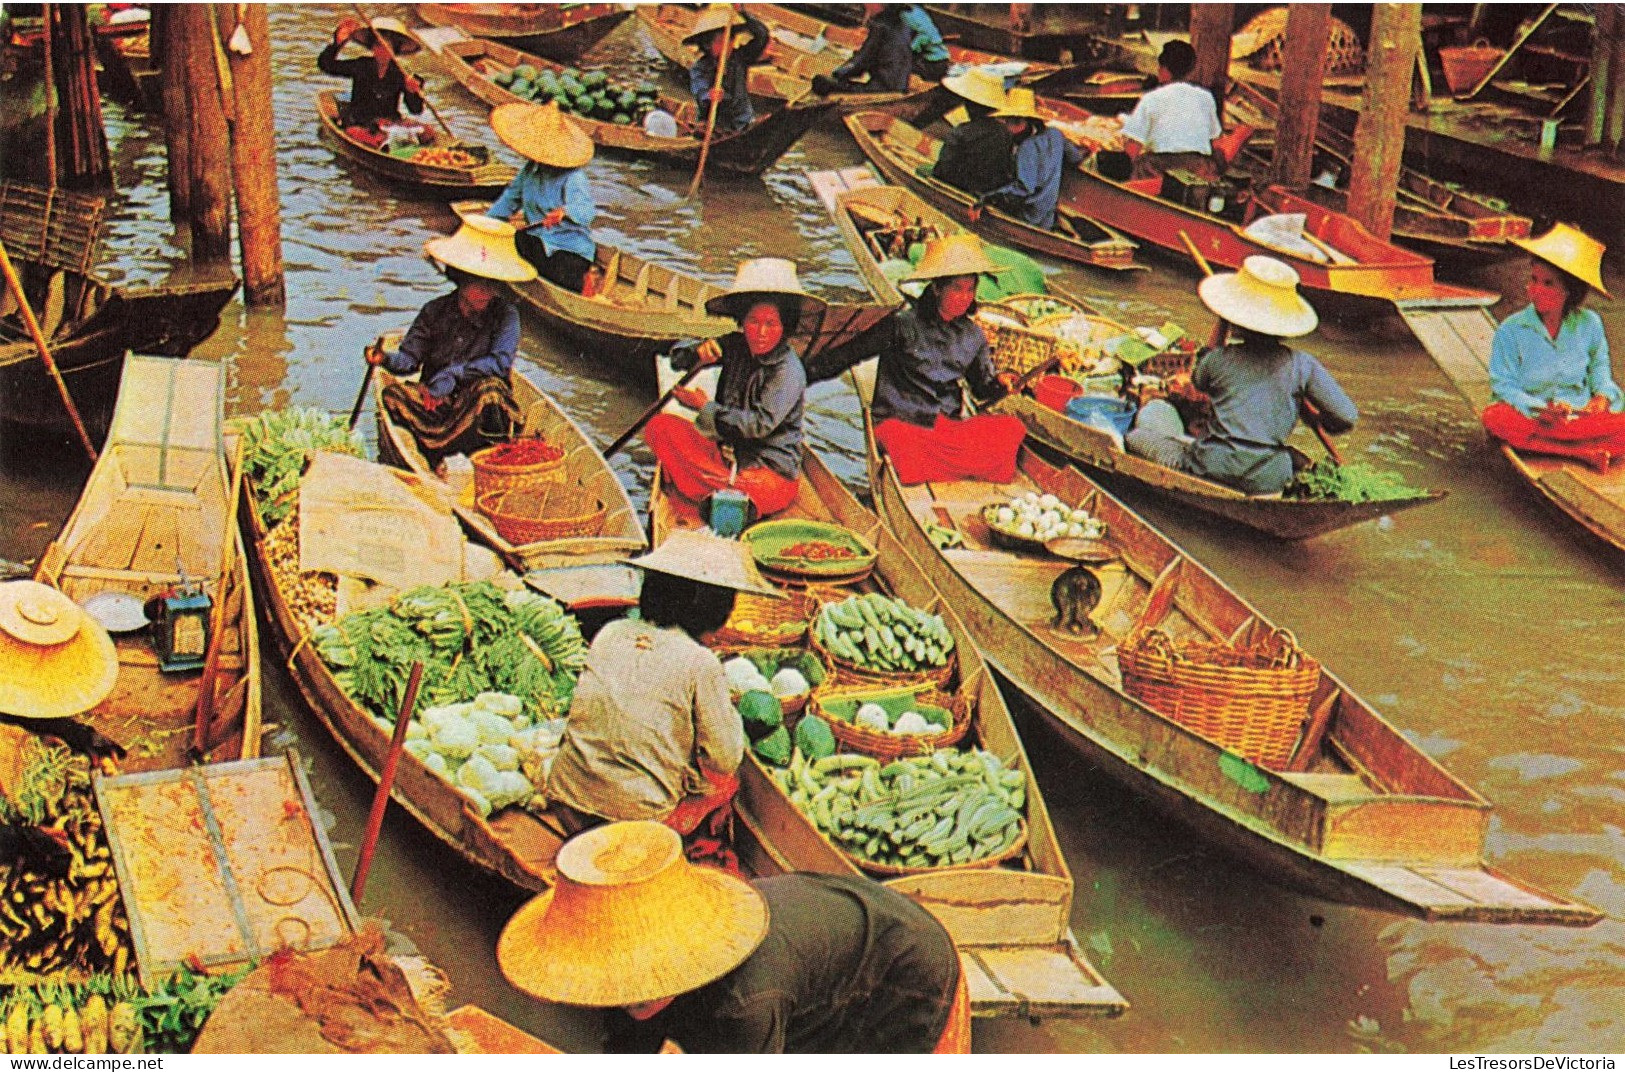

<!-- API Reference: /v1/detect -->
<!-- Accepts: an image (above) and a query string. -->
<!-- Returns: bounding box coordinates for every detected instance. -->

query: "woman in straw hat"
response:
[807,233,1027,485]
[317,16,425,136]
[644,259,825,519]
[370,215,535,463]
[929,67,1015,198]
[981,88,1085,231]
[811,4,913,97]
[497,821,967,1053]
[1481,222,1625,472]
[484,101,600,294]
[685,5,770,134]
[1119,39,1223,182]
[1125,255,1357,495]
[0,580,122,758]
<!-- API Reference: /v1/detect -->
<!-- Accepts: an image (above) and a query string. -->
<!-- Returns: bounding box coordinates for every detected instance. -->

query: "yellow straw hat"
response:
[1197,255,1319,338]
[0,581,118,720]
[703,257,828,324]
[682,3,746,47]
[904,232,1005,282]
[991,87,1045,122]
[490,100,595,169]
[625,528,784,598]
[1512,222,1610,298]
[941,67,1008,111]
[423,215,538,283]
[496,821,769,1007]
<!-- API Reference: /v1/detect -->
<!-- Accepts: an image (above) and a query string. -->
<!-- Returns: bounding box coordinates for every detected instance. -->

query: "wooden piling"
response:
[48,5,110,188]
[1271,4,1333,190]
[1587,4,1615,148]
[1189,4,1235,120]
[174,4,233,265]
[216,3,285,306]
[156,6,194,222]
[1347,4,1420,240]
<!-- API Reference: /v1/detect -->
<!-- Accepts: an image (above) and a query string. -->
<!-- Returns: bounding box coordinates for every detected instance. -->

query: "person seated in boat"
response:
[497,821,967,1053]
[927,67,1015,198]
[900,4,951,82]
[1124,256,1357,496]
[1482,223,1625,473]
[545,531,775,859]
[1118,39,1222,182]
[684,5,771,134]
[977,89,1083,231]
[810,4,913,97]
[369,216,533,465]
[484,101,599,294]
[0,580,121,760]
[807,234,1027,486]
[643,258,824,521]
[317,16,426,142]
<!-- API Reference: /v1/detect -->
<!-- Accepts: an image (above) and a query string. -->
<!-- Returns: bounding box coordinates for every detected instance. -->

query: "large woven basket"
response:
[711,588,818,648]
[811,685,970,761]
[976,309,1074,377]
[471,440,566,500]
[809,623,957,692]
[477,483,604,545]
[1117,625,1320,770]
[855,824,1028,877]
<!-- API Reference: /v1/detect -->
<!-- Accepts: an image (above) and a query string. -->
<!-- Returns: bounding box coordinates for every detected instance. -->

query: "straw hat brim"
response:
[941,71,1006,111]
[682,8,745,46]
[625,530,785,598]
[352,27,420,55]
[1198,272,1319,338]
[423,233,538,283]
[703,290,828,326]
[496,866,769,1007]
[0,621,118,720]
[490,102,595,169]
[1512,225,1610,298]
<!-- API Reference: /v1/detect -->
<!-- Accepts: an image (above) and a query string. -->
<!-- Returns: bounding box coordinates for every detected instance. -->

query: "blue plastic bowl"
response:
[1065,394,1137,437]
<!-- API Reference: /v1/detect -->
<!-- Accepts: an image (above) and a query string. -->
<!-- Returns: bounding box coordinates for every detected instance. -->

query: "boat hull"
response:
[314,90,517,196]
[415,3,631,62]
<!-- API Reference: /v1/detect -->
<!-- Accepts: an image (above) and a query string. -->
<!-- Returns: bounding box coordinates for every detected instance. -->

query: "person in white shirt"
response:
[1119,39,1223,181]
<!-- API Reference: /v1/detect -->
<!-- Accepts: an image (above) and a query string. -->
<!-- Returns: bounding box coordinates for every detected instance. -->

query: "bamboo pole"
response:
[175,3,234,264]
[0,240,98,463]
[1347,4,1420,240]
[42,4,58,185]
[687,7,736,200]
[1587,5,1614,147]
[1271,4,1333,190]
[1188,4,1235,121]
[52,5,109,187]
[216,3,285,306]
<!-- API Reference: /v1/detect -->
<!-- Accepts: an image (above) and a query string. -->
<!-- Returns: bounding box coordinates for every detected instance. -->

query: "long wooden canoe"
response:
[857,370,1599,925]
[372,358,646,573]
[424,33,837,176]
[414,3,631,63]
[648,365,1127,1020]
[845,111,1142,272]
[36,356,261,771]
[314,90,516,196]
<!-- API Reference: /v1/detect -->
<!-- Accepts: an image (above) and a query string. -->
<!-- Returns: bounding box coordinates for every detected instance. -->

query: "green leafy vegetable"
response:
[1284,460,1422,503]
[238,408,365,526]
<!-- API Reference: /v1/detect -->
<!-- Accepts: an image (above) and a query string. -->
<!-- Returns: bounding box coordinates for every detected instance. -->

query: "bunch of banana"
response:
[0,976,143,1054]
[814,592,954,673]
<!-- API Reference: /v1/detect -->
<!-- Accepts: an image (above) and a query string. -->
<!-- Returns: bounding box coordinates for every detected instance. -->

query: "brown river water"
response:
[1,5,1622,1054]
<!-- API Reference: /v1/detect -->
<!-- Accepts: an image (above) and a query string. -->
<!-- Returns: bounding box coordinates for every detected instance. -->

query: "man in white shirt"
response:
[1119,39,1222,181]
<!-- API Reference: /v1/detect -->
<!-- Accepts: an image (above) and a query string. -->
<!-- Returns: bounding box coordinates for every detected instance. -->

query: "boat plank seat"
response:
[1274,771,1372,802]
[961,941,1123,1019]
[1337,862,1592,922]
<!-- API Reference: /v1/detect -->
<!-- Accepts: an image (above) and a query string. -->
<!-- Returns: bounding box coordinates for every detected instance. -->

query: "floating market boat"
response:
[314,90,517,197]
[647,361,1128,1020]
[855,381,1599,924]
[425,32,837,176]
[414,3,632,63]
[0,182,238,446]
[36,355,261,771]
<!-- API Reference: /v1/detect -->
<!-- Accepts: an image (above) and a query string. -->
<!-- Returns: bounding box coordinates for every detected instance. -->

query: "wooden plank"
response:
[1417,866,1577,911]
[1394,301,1499,410]
[963,942,1126,1019]
[1337,862,1482,910]
[1539,469,1625,536]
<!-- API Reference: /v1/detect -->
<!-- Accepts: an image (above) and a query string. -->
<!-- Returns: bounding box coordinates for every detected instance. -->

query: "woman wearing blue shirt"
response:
[485,102,598,293]
[1482,223,1625,472]
[983,89,1083,231]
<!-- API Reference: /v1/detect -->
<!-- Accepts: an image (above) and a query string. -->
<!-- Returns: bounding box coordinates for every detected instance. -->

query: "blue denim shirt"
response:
[1490,304,1623,417]
[386,291,521,399]
[486,162,597,263]
[988,126,1084,230]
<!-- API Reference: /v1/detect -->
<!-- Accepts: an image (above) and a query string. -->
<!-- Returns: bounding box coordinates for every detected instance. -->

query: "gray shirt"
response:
[695,334,807,480]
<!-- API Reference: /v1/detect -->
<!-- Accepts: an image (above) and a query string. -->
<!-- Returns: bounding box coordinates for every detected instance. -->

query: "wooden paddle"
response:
[351,660,425,903]
[0,239,97,463]
[604,358,709,459]
[686,5,737,199]
[1176,230,1343,466]
[348,4,455,141]
[349,337,385,430]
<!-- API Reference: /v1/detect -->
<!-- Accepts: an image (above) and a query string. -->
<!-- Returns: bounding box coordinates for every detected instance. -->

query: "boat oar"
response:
[349,338,385,430]
[1176,230,1343,466]
[348,3,456,141]
[351,660,425,903]
[604,360,708,459]
[686,5,736,200]
[0,240,97,463]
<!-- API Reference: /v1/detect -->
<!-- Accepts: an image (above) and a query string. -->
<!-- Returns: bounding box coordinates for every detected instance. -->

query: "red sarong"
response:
[643,413,799,517]
[663,771,741,876]
[1481,401,1625,471]
[875,413,1027,485]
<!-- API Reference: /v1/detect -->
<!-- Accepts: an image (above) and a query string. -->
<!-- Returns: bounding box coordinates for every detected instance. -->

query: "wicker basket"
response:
[1440,40,1503,95]
[711,587,818,648]
[811,685,970,760]
[477,483,605,545]
[712,643,827,717]
[855,824,1028,877]
[976,311,1075,377]
[471,440,566,500]
[1117,625,1320,770]
[809,622,957,692]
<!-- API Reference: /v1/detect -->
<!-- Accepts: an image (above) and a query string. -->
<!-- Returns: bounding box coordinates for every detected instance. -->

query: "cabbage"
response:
[479,743,521,772]
[404,739,434,761]
[489,770,535,809]
[723,657,760,692]
[458,754,503,796]
[770,668,809,698]
[893,710,933,735]
[423,751,449,776]
[476,692,523,719]
[422,702,472,733]
[405,719,427,741]
[855,703,890,731]
[432,718,479,760]
[459,786,492,818]
[473,710,517,746]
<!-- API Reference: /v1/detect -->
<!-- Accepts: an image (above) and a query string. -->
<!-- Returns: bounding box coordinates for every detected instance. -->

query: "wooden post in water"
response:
[1270,4,1332,190]
[1586,5,1615,148]
[216,3,285,306]
[1189,4,1235,122]
[157,6,194,222]
[1347,4,1419,241]
[1606,9,1625,155]
[174,3,234,265]
[47,5,110,188]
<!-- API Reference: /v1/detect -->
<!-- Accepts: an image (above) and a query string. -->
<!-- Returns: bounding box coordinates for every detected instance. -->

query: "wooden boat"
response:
[35,355,261,772]
[414,3,631,63]
[647,363,1127,1020]
[372,358,647,573]
[426,34,837,176]
[0,182,238,444]
[845,111,1142,272]
[919,4,1098,63]
[314,90,516,196]
[856,375,1599,924]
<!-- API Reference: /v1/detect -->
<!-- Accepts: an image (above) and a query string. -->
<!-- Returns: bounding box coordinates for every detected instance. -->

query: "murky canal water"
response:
[2,5,1622,1054]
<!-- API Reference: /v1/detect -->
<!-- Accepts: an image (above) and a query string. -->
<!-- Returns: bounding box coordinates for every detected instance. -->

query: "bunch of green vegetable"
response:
[238,408,365,526]
[312,582,587,723]
[492,64,661,126]
[132,962,252,1054]
[1,975,144,1054]
[1284,460,1423,503]
[770,747,1026,870]
[814,593,954,674]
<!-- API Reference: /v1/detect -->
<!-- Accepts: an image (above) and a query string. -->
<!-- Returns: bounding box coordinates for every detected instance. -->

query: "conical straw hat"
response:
[490,100,595,169]
[703,257,828,324]
[904,232,1006,282]
[423,215,538,283]
[941,67,1008,111]
[682,3,745,46]
[1197,255,1319,338]
[992,87,1044,122]
[625,529,784,598]
[1512,222,1610,298]
[0,581,118,720]
[496,821,769,1007]
[353,16,421,55]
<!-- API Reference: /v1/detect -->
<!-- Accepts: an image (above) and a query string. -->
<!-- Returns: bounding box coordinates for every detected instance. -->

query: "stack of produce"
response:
[768,747,1027,870]
[723,651,823,703]
[813,593,954,675]
[0,966,247,1055]
[389,692,566,819]
[491,65,661,126]
[262,507,338,633]
[1285,460,1424,503]
[402,146,478,168]
[984,492,1105,544]
[312,582,587,724]
[238,409,366,527]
